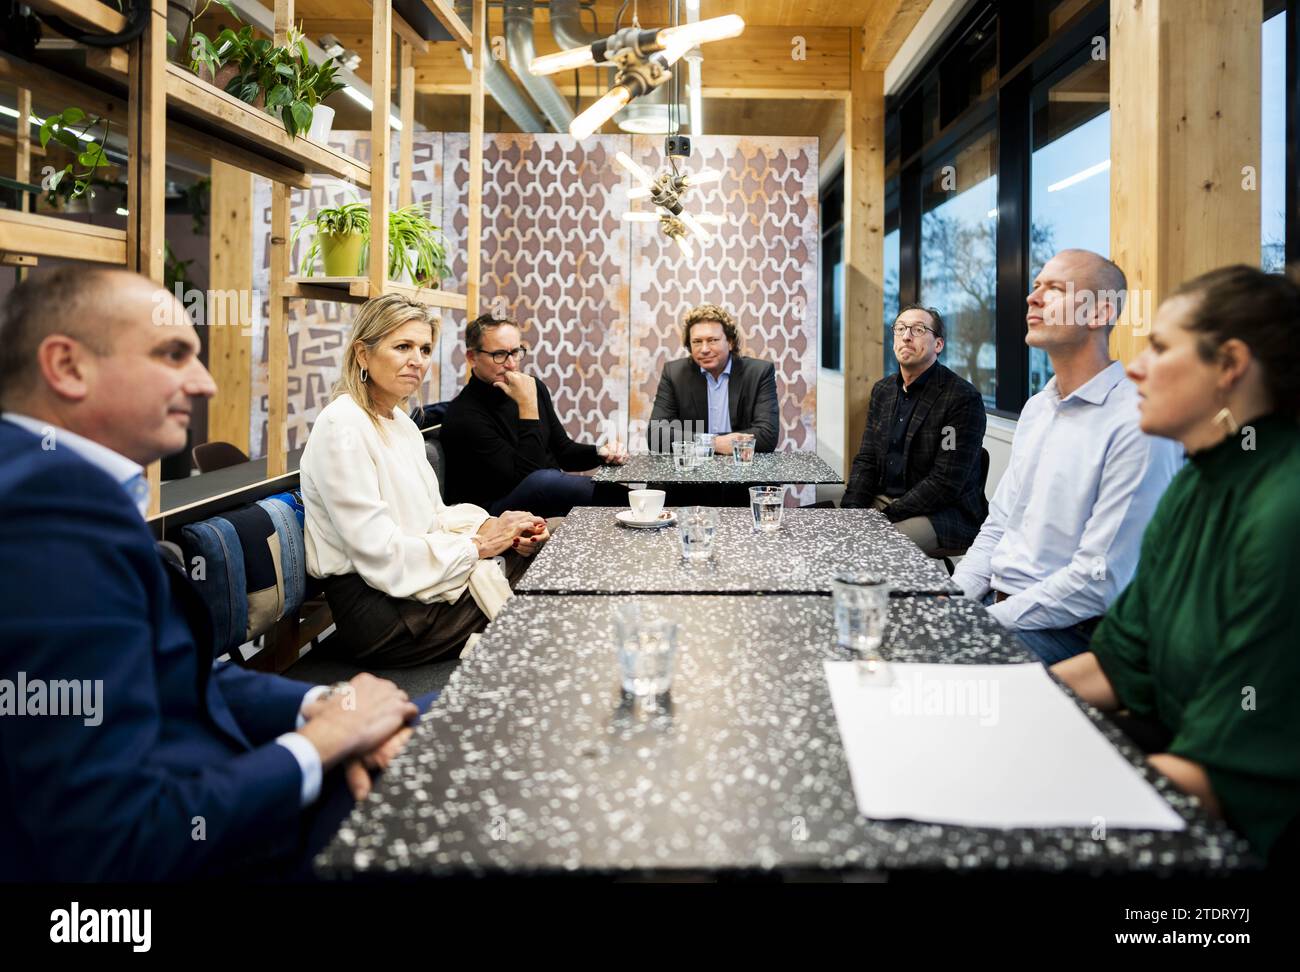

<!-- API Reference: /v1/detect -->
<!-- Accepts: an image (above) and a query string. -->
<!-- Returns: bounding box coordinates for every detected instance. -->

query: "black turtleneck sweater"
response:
[440,374,602,508]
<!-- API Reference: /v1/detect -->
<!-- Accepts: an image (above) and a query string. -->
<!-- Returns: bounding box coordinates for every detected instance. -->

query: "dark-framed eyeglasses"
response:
[893,323,935,339]
[475,346,528,365]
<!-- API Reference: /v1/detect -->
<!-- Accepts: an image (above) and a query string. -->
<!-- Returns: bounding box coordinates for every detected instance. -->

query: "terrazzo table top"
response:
[516,506,962,596]
[591,450,843,485]
[316,594,1253,879]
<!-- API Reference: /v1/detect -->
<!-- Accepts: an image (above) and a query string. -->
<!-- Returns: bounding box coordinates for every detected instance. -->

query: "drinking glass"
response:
[749,485,785,533]
[694,432,716,462]
[614,603,678,698]
[832,572,891,658]
[671,440,696,472]
[677,505,718,561]
[732,433,756,465]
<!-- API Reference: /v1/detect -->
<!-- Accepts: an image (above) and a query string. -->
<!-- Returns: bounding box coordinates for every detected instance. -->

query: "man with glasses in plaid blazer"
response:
[841,304,988,557]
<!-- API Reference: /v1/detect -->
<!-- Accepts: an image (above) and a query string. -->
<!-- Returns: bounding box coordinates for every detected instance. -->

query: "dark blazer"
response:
[841,362,989,550]
[649,354,779,453]
[441,374,602,508]
[0,421,312,881]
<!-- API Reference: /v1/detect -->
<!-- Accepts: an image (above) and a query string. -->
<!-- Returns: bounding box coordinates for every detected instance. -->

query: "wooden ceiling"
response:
[204,1,930,144]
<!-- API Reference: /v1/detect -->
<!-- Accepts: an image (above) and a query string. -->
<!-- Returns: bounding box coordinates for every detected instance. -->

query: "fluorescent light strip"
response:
[1047,159,1110,193]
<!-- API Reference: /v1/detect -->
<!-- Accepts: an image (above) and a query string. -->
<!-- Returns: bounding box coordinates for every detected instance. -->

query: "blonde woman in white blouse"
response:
[301,295,551,666]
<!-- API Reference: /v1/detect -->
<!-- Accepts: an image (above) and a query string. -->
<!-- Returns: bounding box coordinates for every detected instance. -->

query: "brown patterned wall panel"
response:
[250,133,817,470]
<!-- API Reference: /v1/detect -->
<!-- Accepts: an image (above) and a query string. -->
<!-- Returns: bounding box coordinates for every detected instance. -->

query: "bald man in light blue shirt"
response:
[953,250,1183,664]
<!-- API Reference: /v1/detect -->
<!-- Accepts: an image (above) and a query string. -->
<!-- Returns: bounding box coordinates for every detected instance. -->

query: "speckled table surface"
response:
[591,451,843,485]
[316,594,1252,879]
[516,506,962,596]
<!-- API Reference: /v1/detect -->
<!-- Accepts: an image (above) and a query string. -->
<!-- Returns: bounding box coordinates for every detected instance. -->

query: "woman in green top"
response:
[1054,264,1300,862]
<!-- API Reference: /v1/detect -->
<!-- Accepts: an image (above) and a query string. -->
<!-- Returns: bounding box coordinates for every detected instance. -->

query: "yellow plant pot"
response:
[319,230,366,277]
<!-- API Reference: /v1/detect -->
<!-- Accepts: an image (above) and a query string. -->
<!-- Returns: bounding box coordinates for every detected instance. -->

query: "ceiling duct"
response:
[455,0,546,132]
[504,0,573,132]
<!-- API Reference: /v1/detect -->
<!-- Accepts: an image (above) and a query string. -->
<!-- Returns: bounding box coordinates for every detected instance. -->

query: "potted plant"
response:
[169,0,238,67]
[388,203,450,286]
[37,107,114,207]
[291,201,371,277]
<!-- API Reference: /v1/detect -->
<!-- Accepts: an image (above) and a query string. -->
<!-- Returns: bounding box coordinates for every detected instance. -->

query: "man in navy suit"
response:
[0,268,417,881]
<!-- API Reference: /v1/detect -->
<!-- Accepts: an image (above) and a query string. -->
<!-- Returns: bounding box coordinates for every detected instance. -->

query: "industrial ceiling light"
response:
[617,142,727,257]
[532,14,744,140]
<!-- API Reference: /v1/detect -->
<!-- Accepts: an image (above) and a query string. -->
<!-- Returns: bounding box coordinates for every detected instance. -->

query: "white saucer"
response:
[615,509,676,529]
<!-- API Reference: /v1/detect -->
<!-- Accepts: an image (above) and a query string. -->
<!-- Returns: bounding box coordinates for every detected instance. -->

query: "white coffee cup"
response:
[628,488,666,521]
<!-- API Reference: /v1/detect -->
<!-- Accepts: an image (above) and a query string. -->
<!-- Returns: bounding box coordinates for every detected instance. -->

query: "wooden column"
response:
[128,0,168,514]
[398,39,415,210]
[466,0,486,320]
[841,28,886,472]
[266,0,294,477]
[369,0,392,294]
[14,88,31,211]
[1110,0,1262,364]
[207,160,254,454]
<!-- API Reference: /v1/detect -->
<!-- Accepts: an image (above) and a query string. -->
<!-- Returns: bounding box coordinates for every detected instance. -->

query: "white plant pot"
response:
[307,104,335,144]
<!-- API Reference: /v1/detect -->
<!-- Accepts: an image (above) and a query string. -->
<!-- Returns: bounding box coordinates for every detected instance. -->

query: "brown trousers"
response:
[319,550,533,668]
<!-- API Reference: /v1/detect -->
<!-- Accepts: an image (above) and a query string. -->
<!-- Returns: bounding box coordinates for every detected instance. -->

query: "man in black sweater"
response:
[441,313,628,517]
[841,304,988,555]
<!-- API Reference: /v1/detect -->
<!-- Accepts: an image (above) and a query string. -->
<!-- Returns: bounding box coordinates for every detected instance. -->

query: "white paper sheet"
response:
[823,661,1186,831]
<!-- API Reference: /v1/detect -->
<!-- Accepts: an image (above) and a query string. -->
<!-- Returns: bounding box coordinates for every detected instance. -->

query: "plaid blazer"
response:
[841,362,988,550]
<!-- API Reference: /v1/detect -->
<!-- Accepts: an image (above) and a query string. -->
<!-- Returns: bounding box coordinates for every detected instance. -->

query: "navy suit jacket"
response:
[0,421,311,881]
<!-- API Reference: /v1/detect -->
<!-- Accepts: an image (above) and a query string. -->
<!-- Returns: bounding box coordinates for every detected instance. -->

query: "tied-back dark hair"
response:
[894,303,946,341]
[1170,264,1300,420]
[466,312,518,351]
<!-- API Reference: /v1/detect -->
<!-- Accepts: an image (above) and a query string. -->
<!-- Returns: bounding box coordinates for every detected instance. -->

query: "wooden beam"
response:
[27,0,126,35]
[861,0,931,71]
[398,39,415,209]
[14,88,31,212]
[421,0,473,51]
[267,0,293,479]
[0,209,127,263]
[466,0,485,320]
[207,160,254,456]
[362,0,429,53]
[369,0,392,296]
[842,27,886,474]
[1109,0,1262,364]
[128,0,167,284]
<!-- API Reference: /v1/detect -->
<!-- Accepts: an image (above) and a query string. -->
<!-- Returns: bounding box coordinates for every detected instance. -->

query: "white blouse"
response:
[300,394,489,604]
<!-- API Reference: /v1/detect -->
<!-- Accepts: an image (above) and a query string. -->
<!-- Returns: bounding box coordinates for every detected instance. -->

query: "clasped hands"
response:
[475,510,550,557]
[298,673,419,801]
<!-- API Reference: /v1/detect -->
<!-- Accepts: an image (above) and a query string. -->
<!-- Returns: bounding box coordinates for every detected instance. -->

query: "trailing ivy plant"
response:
[38,108,113,205]
[388,203,450,285]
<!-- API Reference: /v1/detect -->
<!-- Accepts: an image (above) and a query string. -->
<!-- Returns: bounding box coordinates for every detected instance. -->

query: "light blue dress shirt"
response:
[951,362,1184,632]
[2,412,325,806]
[702,357,733,435]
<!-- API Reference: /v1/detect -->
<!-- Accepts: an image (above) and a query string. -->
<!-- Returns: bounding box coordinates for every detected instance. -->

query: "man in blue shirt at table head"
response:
[952,249,1183,665]
[648,302,779,455]
[0,267,418,880]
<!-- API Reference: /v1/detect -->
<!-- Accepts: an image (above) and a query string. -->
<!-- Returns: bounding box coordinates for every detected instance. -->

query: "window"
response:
[884,0,1112,414]
[1028,53,1111,395]
[820,170,844,371]
[920,125,999,406]
[883,208,901,379]
[1263,7,1287,272]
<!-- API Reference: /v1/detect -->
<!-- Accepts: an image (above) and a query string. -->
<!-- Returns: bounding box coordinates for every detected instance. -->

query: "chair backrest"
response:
[192,441,250,473]
[979,447,991,494]
[424,425,448,503]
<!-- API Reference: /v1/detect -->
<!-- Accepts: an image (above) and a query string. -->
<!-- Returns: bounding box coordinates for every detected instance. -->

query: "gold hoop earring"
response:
[360,367,368,383]
[1214,406,1240,436]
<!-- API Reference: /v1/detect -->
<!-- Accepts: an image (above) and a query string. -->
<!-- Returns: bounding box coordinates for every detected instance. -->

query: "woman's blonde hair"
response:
[332,294,438,429]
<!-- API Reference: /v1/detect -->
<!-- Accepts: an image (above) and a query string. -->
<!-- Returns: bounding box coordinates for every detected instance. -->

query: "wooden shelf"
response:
[282,276,468,310]
[0,208,127,264]
[164,65,371,189]
[27,0,125,34]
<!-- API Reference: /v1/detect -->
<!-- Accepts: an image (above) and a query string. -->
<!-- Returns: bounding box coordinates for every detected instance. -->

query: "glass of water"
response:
[694,432,715,463]
[832,572,891,659]
[732,433,756,465]
[749,485,785,533]
[677,505,718,561]
[614,603,678,698]
[672,440,696,472]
